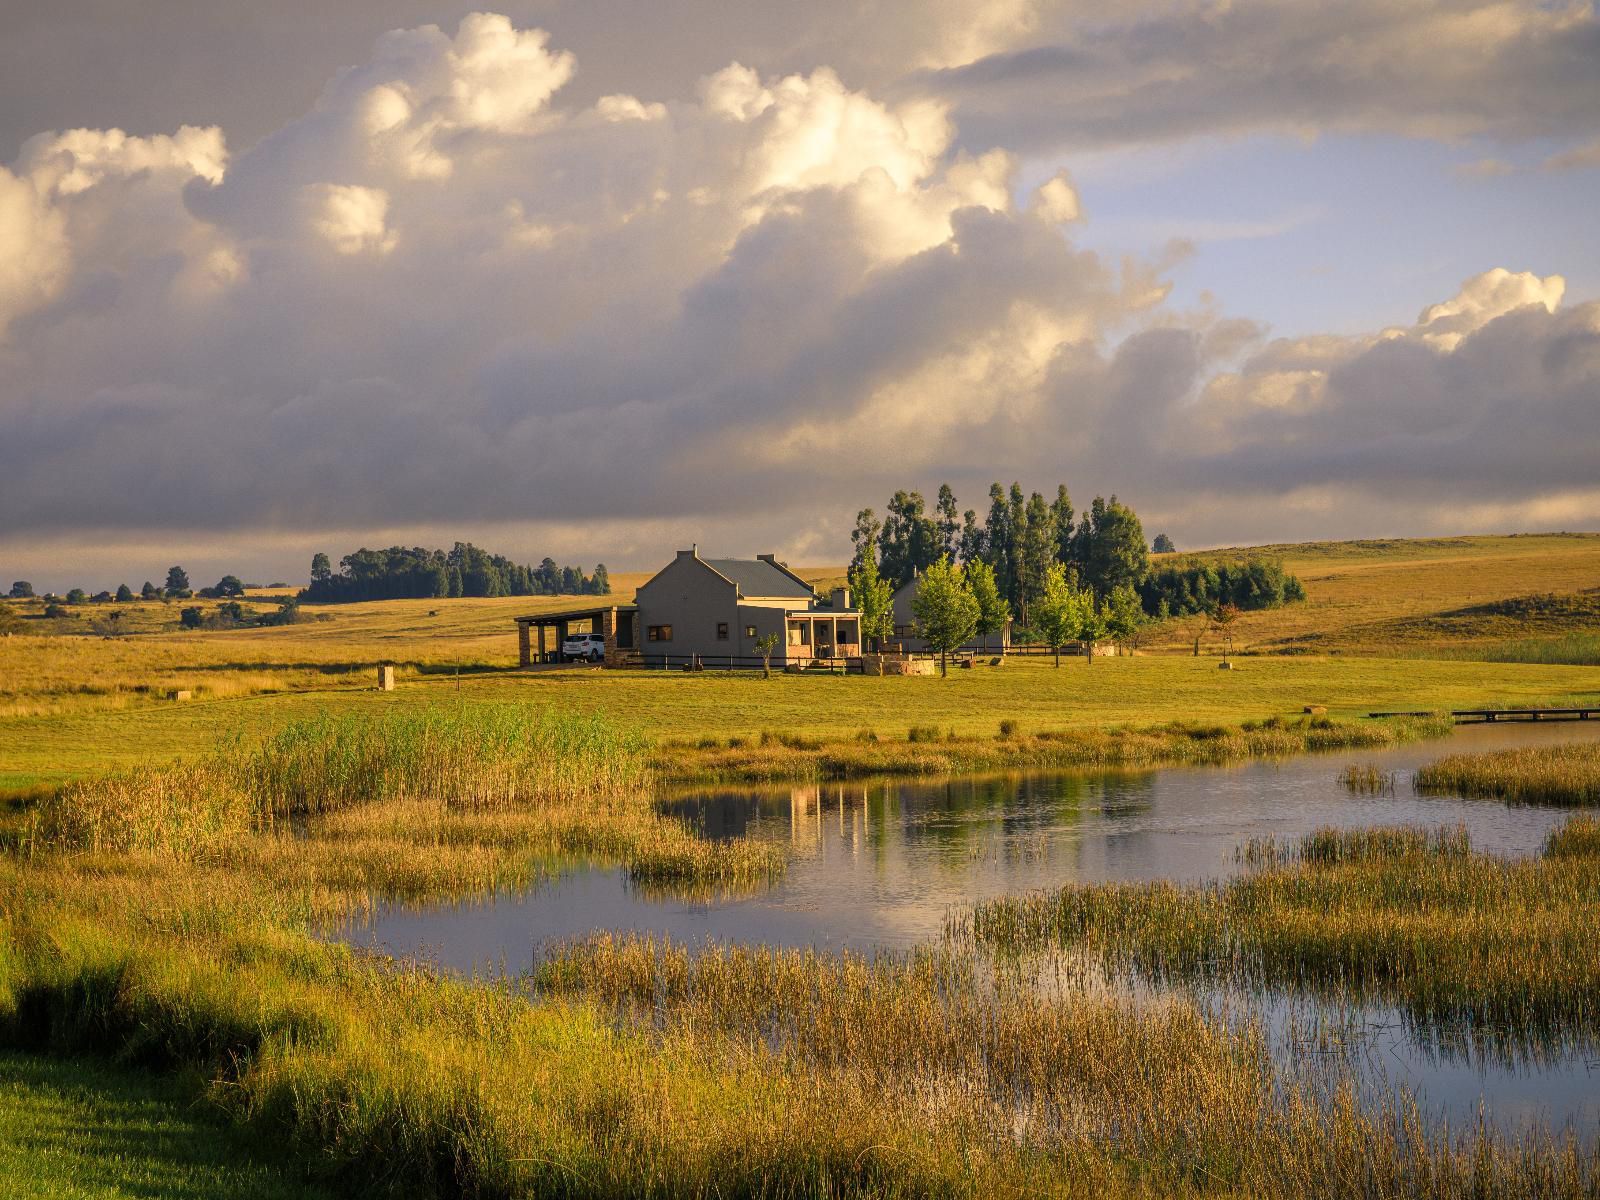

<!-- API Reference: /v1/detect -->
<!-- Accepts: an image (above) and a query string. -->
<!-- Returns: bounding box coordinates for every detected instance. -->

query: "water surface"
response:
[343,720,1600,1141]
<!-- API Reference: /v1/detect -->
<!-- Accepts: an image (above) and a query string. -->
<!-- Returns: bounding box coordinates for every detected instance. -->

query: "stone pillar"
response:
[517,622,531,668]
[377,664,396,691]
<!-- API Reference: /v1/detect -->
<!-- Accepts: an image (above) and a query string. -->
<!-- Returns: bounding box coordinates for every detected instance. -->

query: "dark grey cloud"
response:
[922,0,1600,153]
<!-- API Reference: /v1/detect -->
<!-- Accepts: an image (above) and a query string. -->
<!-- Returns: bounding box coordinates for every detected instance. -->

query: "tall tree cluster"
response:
[851,482,1152,621]
[300,543,611,603]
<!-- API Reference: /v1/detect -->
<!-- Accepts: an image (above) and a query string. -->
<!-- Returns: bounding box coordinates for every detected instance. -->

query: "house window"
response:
[648,625,672,642]
[716,622,729,640]
[744,624,758,638]
[838,622,858,643]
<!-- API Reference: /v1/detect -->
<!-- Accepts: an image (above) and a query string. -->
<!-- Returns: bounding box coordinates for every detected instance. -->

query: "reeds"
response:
[1415,742,1600,806]
[966,818,1600,1052]
[1337,762,1396,794]
[659,714,1454,785]
[30,705,780,894]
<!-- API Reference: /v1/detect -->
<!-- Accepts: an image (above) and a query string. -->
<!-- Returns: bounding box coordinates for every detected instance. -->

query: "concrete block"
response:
[377,664,396,691]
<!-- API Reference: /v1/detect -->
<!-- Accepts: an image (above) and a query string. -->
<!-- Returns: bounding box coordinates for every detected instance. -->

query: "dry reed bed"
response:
[1415,742,1600,806]
[29,705,783,899]
[964,820,1600,1053]
[658,714,1452,785]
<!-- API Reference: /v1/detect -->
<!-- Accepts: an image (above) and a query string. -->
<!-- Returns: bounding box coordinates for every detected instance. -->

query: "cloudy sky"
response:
[2,1,1597,590]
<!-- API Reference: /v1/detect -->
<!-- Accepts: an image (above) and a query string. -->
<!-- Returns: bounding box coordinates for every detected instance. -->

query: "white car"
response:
[561,632,606,662]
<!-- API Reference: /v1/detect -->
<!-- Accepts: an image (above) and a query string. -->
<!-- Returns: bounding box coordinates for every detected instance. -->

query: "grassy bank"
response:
[19,706,781,910]
[7,651,1600,796]
[962,819,1600,1053]
[654,713,1453,784]
[0,1051,333,1200]
[1416,742,1600,806]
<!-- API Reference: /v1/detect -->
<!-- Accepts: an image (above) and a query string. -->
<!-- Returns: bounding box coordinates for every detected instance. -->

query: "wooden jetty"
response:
[1369,707,1599,723]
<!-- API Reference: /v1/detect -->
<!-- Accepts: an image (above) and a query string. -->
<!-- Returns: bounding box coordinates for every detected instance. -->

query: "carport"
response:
[515,604,638,666]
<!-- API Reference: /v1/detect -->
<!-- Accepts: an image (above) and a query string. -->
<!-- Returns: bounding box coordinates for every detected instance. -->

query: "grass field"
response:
[3,532,1600,793]
[0,1052,330,1199]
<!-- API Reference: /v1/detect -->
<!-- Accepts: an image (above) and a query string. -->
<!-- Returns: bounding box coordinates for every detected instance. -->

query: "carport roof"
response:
[514,603,636,625]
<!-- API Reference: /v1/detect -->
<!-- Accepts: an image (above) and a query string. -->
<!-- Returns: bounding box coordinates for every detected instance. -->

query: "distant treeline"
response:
[1139,557,1306,617]
[301,543,610,604]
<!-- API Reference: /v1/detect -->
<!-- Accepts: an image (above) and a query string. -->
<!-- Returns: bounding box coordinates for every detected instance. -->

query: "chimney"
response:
[757,553,776,563]
[677,545,700,559]
[830,586,851,610]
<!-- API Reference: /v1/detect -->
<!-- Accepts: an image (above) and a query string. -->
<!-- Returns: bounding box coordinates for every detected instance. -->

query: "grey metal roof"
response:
[704,557,815,599]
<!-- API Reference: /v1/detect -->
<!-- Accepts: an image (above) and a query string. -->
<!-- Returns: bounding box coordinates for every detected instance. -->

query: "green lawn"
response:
[0,1052,331,1199]
[6,654,1600,792]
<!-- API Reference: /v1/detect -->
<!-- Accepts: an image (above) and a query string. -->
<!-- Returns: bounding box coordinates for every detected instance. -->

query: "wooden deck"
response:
[1369,707,1599,722]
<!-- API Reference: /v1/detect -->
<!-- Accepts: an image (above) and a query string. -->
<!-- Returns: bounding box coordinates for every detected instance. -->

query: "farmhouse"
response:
[516,547,861,668]
[889,571,1012,656]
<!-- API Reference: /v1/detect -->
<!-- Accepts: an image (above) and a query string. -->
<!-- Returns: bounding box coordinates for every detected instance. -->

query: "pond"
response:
[343,719,1600,1141]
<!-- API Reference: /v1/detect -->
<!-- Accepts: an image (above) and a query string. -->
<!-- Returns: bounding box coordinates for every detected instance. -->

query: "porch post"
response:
[518,621,531,668]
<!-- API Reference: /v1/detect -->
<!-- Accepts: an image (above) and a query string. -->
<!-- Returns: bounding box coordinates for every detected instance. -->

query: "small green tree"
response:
[115,583,134,602]
[1152,533,1176,554]
[848,555,894,651]
[165,566,191,597]
[214,575,245,598]
[310,553,333,584]
[1211,602,1241,665]
[910,556,979,677]
[1076,596,1109,665]
[754,631,781,678]
[179,606,204,629]
[9,582,34,599]
[1105,583,1146,656]
[1031,562,1089,668]
[141,581,159,600]
[966,558,1009,657]
[65,588,87,605]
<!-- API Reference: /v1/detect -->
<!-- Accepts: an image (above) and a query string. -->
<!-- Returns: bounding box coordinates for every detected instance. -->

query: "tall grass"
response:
[659,714,1453,785]
[242,705,648,817]
[1425,632,1600,666]
[964,819,1600,1051]
[32,706,780,894]
[1415,742,1600,806]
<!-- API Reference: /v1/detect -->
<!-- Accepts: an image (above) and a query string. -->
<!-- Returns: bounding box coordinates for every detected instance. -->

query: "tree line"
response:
[7,566,252,611]
[850,483,1158,622]
[300,543,610,604]
[844,482,1304,669]
[1140,558,1305,618]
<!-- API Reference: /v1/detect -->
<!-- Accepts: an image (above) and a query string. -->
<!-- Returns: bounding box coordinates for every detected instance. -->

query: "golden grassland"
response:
[3,532,1600,794]
[5,721,1600,1196]
[1158,530,1600,654]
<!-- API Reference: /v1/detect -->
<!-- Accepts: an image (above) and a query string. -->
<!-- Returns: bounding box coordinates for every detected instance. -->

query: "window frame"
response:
[716,622,730,641]
[647,624,673,643]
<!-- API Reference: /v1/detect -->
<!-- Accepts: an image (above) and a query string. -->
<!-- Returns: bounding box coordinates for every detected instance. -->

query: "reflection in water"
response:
[344,720,1600,1142]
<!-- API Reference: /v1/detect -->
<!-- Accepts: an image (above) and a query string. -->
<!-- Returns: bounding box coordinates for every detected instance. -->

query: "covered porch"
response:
[785,611,861,663]
[515,604,638,667]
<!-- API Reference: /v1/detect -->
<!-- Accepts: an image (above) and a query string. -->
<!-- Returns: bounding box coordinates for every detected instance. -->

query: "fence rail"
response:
[629,653,865,673]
